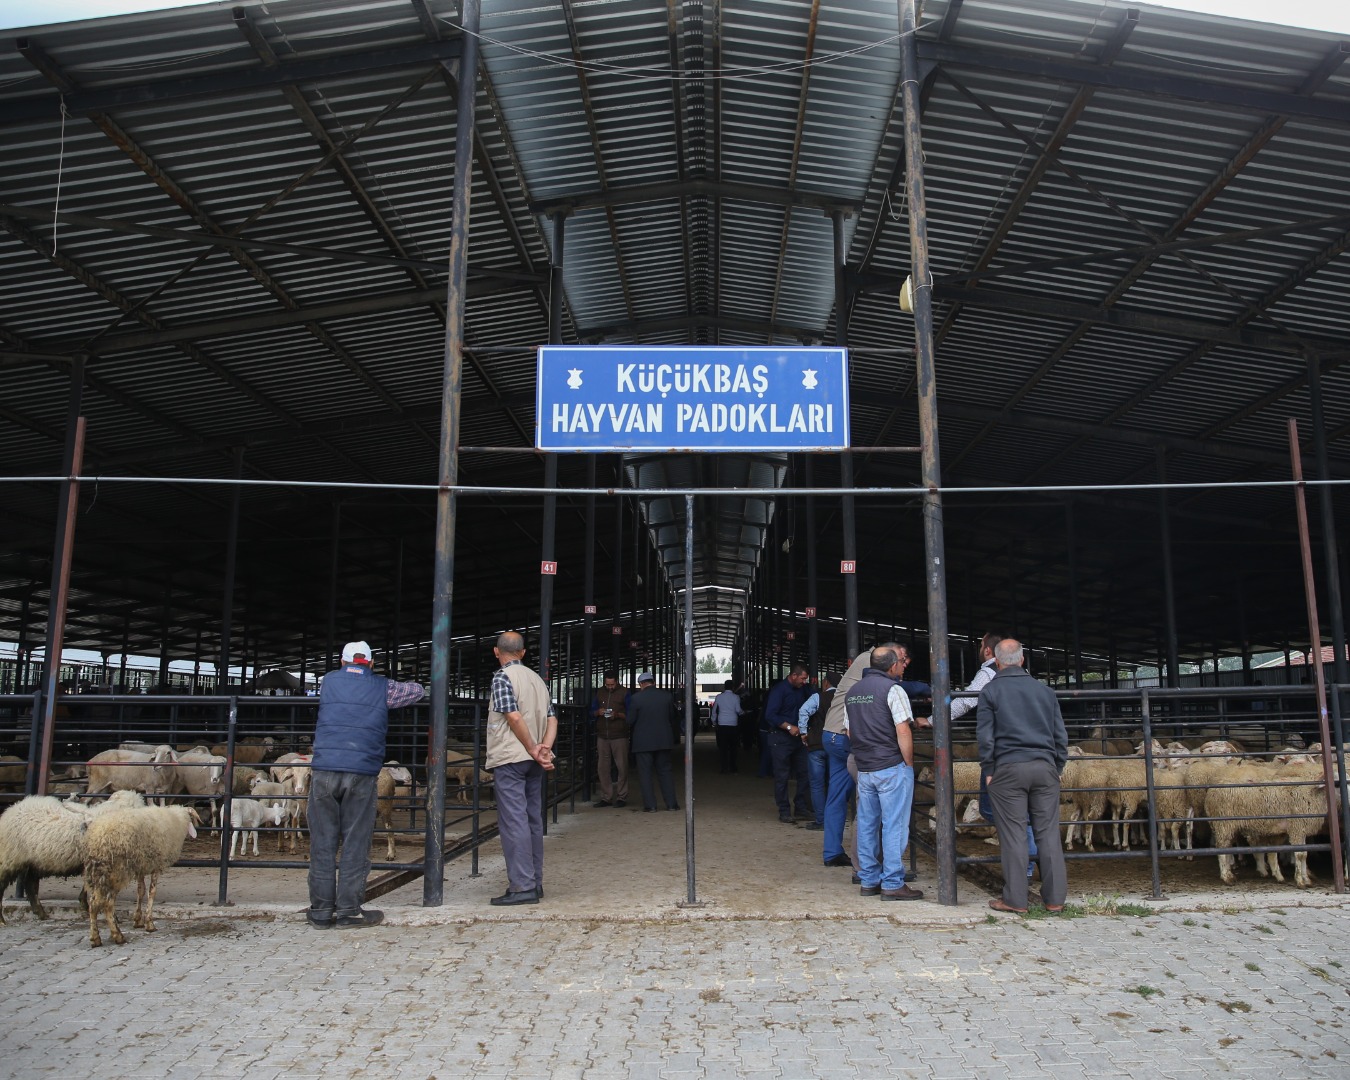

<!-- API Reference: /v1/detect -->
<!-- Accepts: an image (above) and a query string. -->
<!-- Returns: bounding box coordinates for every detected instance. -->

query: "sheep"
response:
[170,750,227,827]
[232,766,269,796]
[443,750,492,805]
[376,764,413,861]
[247,779,291,852]
[916,760,983,819]
[227,798,285,858]
[210,736,274,765]
[1203,758,1335,888]
[1060,748,1111,852]
[269,754,312,853]
[82,804,199,947]
[86,746,179,803]
[0,789,145,923]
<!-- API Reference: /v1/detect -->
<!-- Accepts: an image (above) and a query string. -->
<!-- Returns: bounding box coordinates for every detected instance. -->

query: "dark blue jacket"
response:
[763,677,809,732]
[313,665,389,776]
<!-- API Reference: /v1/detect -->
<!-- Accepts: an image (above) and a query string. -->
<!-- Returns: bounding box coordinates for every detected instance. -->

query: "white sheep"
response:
[210,736,274,764]
[232,766,269,795]
[377,764,413,860]
[0,789,145,923]
[86,746,178,803]
[269,754,312,853]
[171,750,227,827]
[443,750,493,805]
[227,798,285,858]
[247,779,291,852]
[1204,758,1335,888]
[82,804,199,947]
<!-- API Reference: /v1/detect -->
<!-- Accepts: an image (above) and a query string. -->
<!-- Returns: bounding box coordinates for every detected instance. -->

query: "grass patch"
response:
[1245,962,1261,972]
[1309,966,1331,981]
[1081,892,1151,916]
[1127,985,1162,999]
[1330,961,1343,969]
[1219,1000,1252,1014]
[1255,924,1274,935]
[1182,916,1197,927]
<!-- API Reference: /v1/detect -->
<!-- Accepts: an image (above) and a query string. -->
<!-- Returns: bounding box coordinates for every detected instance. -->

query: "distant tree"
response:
[720,656,732,673]
[697,652,720,674]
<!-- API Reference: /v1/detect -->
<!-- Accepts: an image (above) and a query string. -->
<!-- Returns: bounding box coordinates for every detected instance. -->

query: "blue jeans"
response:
[855,761,914,891]
[307,770,378,919]
[822,731,855,862]
[806,748,827,825]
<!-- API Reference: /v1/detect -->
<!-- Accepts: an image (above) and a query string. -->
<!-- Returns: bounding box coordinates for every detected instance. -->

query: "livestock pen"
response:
[913,683,1350,899]
[0,690,589,905]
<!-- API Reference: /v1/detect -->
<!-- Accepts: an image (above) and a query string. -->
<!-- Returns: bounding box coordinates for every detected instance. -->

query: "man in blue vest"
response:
[845,645,923,900]
[307,640,425,929]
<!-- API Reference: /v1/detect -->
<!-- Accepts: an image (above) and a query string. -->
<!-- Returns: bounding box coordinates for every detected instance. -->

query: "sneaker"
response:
[335,909,384,929]
[880,885,924,901]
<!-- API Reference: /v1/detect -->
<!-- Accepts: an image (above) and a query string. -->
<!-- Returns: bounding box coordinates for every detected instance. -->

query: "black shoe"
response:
[859,885,880,896]
[779,814,795,824]
[306,911,335,929]
[644,807,657,813]
[851,874,862,885]
[803,822,824,831]
[489,889,539,906]
[613,800,627,808]
[880,885,924,901]
[335,909,384,929]
[666,804,679,811]
[824,854,852,867]
[592,800,612,808]
[536,886,544,900]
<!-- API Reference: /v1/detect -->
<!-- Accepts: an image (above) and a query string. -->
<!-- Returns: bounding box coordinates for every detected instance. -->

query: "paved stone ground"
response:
[2,903,1348,1079]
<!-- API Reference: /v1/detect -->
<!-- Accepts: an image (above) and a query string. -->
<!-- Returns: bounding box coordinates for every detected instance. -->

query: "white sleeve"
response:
[887,684,914,725]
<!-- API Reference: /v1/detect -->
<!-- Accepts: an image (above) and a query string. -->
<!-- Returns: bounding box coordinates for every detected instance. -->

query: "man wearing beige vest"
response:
[485,631,556,906]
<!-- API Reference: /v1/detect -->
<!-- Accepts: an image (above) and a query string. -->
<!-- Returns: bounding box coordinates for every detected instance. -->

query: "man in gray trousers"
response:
[977,638,1068,914]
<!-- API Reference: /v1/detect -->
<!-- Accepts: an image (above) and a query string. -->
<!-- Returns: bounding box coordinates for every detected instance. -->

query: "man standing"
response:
[590,670,630,808]
[627,672,679,812]
[978,639,1069,914]
[763,662,811,823]
[845,645,923,900]
[486,631,556,906]
[954,632,1039,882]
[710,679,743,774]
[821,643,928,869]
[797,671,839,831]
[308,640,425,929]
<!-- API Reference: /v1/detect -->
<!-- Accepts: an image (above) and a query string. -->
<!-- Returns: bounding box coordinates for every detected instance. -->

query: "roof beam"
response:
[3,36,462,125]
[917,39,1350,126]
[531,179,859,219]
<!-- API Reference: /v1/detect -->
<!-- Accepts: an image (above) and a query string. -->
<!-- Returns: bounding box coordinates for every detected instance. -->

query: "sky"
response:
[2,0,1350,34]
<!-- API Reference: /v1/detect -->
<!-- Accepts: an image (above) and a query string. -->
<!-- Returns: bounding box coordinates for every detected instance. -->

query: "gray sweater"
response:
[976,666,1068,775]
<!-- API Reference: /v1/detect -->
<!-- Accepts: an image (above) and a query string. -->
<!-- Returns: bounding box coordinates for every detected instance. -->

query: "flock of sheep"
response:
[923,731,1341,889]
[0,736,428,947]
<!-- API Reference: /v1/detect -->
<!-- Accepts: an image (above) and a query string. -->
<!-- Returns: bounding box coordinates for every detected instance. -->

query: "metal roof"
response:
[1,0,1348,680]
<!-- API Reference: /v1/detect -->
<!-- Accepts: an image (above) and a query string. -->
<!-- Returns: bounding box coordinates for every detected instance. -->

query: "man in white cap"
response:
[627,671,679,812]
[307,640,425,929]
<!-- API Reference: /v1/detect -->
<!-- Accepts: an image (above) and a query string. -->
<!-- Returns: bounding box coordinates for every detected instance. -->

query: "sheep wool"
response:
[0,790,145,924]
[83,804,197,947]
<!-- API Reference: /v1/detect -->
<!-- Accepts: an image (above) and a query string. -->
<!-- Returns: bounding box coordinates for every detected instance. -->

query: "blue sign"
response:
[536,346,850,452]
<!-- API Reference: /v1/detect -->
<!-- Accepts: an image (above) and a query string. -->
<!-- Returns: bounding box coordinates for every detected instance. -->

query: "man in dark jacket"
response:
[763,662,811,823]
[308,640,425,929]
[627,672,679,812]
[977,638,1069,914]
[590,671,630,807]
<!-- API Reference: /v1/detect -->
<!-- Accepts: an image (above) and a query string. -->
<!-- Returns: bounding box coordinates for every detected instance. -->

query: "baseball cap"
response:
[637,671,655,684]
[341,641,373,665]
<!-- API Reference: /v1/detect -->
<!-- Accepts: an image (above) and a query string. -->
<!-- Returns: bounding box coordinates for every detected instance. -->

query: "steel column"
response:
[539,212,564,683]
[1156,449,1180,688]
[36,356,86,794]
[219,446,244,690]
[426,0,480,906]
[683,494,698,904]
[582,456,596,801]
[900,0,956,905]
[1288,419,1345,893]
[832,210,860,658]
[1308,354,1349,699]
[327,503,340,674]
[804,456,819,676]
